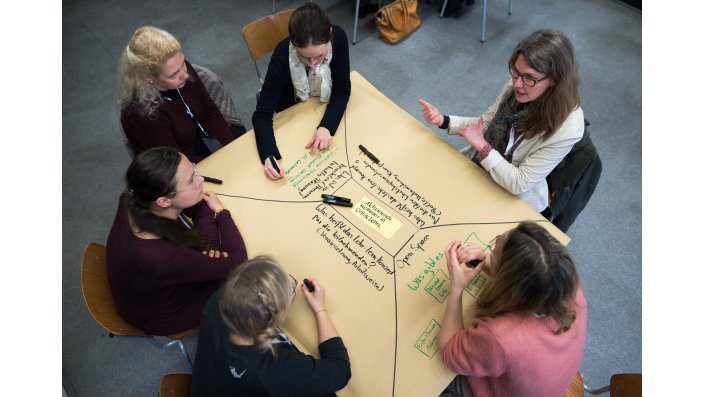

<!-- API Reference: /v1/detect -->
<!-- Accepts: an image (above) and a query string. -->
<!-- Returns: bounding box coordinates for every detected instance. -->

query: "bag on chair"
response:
[375,0,421,44]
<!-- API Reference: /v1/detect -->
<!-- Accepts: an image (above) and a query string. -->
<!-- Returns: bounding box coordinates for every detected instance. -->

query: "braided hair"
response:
[219,256,294,354]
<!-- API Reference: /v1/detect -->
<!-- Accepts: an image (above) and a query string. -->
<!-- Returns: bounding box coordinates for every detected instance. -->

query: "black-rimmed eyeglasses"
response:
[508,66,548,87]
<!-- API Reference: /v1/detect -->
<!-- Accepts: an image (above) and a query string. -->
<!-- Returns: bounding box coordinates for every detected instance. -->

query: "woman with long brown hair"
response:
[419,29,584,212]
[106,147,248,335]
[438,221,587,397]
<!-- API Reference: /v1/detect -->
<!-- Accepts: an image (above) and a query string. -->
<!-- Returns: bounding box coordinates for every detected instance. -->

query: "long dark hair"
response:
[474,221,580,334]
[288,2,333,47]
[508,29,581,140]
[124,147,209,250]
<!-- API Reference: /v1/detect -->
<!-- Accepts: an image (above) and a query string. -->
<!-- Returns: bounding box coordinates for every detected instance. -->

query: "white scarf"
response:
[288,42,333,103]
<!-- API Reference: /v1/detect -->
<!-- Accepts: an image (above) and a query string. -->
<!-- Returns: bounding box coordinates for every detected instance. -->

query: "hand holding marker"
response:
[303,278,315,292]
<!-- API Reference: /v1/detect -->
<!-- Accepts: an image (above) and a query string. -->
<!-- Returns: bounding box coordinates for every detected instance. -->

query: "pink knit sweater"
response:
[442,289,587,397]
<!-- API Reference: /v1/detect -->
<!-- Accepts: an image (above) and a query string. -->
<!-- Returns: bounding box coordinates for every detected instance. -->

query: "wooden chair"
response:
[564,372,586,397]
[241,9,294,87]
[159,374,192,396]
[565,372,642,396]
[80,242,196,370]
[607,374,642,396]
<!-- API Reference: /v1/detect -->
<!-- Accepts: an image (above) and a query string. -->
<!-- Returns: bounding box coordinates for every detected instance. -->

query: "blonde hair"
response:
[117,26,182,118]
[474,221,580,335]
[219,256,294,354]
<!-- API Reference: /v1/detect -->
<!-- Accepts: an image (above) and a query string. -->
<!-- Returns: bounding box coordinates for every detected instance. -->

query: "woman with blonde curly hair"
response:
[118,26,241,162]
[438,221,587,397]
[191,256,351,396]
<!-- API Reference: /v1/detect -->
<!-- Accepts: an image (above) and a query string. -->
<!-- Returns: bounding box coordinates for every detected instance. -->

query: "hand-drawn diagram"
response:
[200,72,568,397]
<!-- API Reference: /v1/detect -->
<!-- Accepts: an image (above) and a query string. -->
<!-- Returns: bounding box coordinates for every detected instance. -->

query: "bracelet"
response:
[213,209,226,219]
[476,144,493,162]
[314,309,327,316]
[438,115,450,130]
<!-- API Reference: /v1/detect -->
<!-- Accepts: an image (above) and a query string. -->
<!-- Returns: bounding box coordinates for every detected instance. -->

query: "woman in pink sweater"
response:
[438,221,587,397]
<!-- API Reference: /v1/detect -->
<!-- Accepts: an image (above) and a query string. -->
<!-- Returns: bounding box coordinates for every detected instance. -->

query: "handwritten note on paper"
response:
[415,319,442,359]
[286,148,351,199]
[465,274,487,298]
[310,203,394,292]
[424,270,451,304]
[349,158,442,227]
[351,196,403,239]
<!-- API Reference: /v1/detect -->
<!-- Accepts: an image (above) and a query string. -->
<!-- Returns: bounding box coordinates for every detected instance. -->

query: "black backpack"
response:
[541,120,602,232]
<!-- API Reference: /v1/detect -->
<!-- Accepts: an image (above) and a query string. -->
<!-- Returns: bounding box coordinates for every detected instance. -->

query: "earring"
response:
[148,80,154,85]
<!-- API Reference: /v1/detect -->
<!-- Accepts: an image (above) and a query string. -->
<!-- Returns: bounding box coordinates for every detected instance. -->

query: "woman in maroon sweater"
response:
[118,26,236,162]
[106,147,248,336]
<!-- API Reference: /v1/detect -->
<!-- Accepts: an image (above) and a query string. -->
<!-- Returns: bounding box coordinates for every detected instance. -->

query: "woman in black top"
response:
[191,256,351,396]
[252,2,351,180]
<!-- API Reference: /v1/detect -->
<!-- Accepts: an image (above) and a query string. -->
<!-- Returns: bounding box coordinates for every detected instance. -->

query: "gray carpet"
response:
[62,0,641,395]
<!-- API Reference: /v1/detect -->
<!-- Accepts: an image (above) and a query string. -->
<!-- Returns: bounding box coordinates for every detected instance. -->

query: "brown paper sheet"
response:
[197,71,569,397]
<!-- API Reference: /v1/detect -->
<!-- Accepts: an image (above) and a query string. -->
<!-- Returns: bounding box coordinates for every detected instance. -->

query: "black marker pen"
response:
[359,145,380,164]
[268,156,281,174]
[202,175,223,184]
[466,259,481,267]
[321,194,352,203]
[323,198,353,207]
[303,278,315,292]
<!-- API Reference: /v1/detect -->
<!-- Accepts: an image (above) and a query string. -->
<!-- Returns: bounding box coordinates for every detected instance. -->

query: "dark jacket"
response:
[191,292,351,396]
[542,121,602,232]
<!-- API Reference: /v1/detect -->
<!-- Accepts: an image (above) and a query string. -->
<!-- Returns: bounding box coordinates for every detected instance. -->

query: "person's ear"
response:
[142,75,155,85]
[154,195,172,209]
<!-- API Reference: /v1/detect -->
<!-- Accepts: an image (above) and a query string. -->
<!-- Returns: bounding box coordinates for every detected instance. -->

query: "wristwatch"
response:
[438,115,450,130]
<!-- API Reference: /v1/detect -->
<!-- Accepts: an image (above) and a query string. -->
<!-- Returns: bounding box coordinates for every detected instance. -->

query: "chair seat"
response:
[610,373,641,397]
[159,373,192,396]
[564,372,585,397]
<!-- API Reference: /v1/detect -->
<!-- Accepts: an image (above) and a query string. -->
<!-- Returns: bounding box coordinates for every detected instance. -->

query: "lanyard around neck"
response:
[175,88,211,137]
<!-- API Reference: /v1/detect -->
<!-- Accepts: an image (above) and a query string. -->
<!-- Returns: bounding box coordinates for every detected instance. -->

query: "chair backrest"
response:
[241,9,294,86]
[545,120,602,232]
[81,242,148,336]
[564,372,585,397]
[242,9,294,62]
[610,373,641,397]
[191,63,244,128]
[159,373,192,397]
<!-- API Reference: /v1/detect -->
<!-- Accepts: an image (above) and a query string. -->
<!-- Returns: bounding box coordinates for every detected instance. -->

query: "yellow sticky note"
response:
[352,197,403,239]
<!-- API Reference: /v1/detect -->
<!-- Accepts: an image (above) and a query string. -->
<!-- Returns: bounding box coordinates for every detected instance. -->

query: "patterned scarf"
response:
[288,42,333,103]
[473,89,528,164]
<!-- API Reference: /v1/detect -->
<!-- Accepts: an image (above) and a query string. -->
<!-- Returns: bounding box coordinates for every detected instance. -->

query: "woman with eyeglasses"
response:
[253,2,351,180]
[118,26,245,162]
[419,29,584,212]
[437,221,587,397]
[191,255,351,396]
[106,146,248,336]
